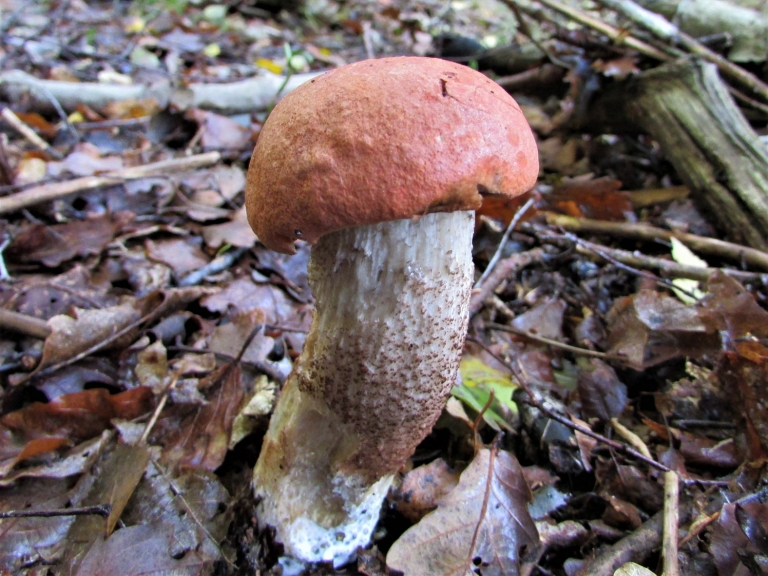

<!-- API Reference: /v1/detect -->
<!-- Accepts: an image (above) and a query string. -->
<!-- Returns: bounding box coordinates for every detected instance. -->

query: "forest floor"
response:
[0,0,768,575]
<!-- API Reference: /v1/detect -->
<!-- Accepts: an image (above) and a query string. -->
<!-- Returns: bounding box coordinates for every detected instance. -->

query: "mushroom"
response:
[245,56,538,566]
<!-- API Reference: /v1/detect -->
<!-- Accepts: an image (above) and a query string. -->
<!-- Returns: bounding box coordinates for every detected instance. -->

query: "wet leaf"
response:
[576,358,627,421]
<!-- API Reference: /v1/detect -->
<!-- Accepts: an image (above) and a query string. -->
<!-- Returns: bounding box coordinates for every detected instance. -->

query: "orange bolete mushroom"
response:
[246,56,538,566]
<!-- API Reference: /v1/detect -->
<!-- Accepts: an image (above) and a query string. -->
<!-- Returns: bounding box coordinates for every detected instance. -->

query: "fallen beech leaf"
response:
[159,364,244,471]
[387,448,538,576]
[0,478,75,573]
[202,206,257,249]
[0,432,110,486]
[61,440,151,570]
[7,212,134,267]
[1,387,153,443]
[74,522,206,576]
[512,298,566,340]
[35,300,143,373]
[576,358,627,421]
[120,462,232,564]
[145,237,209,276]
[187,108,254,152]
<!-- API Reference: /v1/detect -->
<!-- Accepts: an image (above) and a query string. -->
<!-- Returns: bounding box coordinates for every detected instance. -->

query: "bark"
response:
[583,58,768,251]
[636,0,768,62]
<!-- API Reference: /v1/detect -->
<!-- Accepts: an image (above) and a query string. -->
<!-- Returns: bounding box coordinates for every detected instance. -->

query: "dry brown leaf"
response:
[145,237,209,277]
[1,387,153,443]
[387,448,538,576]
[120,461,232,564]
[36,299,143,372]
[8,212,134,267]
[202,206,257,249]
[159,364,244,471]
[186,108,254,152]
[75,522,206,576]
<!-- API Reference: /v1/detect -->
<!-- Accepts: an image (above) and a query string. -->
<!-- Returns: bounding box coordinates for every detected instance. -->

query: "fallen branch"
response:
[582,59,768,251]
[0,152,220,215]
[504,0,672,61]
[596,0,768,101]
[0,308,51,339]
[545,213,768,270]
[0,69,323,115]
[574,504,692,576]
[530,223,768,284]
[469,247,549,315]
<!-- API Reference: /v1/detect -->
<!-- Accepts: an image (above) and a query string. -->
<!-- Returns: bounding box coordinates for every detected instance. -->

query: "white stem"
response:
[253,210,474,566]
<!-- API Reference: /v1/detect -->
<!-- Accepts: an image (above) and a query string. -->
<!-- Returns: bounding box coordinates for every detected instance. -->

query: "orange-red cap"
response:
[246,56,539,254]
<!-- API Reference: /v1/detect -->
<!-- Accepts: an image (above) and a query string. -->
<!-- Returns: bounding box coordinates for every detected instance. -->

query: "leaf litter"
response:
[0,0,767,574]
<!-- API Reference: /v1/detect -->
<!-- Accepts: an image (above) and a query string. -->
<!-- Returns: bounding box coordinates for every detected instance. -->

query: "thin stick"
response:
[1,108,60,158]
[0,308,51,339]
[468,335,670,473]
[487,322,621,360]
[0,505,111,519]
[469,247,549,315]
[594,0,768,103]
[519,0,671,61]
[0,152,221,215]
[663,470,680,576]
[532,224,767,284]
[475,197,536,288]
[545,213,768,270]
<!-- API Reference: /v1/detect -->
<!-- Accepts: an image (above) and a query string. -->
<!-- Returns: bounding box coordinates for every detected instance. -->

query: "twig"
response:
[574,504,692,576]
[468,335,670,473]
[475,197,536,288]
[611,417,653,460]
[1,107,61,158]
[0,152,221,215]
[178,246,247,286]
[0,505,111,519]
[362,21,376,60]
[0,308,51,339]
[514,0,671,61]
[532,224,768,284]
[138,373,179,445]
[469,247,549,315]
[593,0,768,103]
[545,213,768,270]
[663,470,680,576]
[473,389,496,454]
[487,322,621,360]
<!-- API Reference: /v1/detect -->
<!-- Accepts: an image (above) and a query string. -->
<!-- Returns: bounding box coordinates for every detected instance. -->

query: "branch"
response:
[0,152,220,215]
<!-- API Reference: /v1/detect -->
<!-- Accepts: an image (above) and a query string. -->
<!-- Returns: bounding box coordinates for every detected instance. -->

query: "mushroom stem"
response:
[252,210,474,566]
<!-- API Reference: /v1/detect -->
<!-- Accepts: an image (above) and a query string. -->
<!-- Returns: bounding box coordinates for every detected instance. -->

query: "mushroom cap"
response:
[246,56,539,254]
